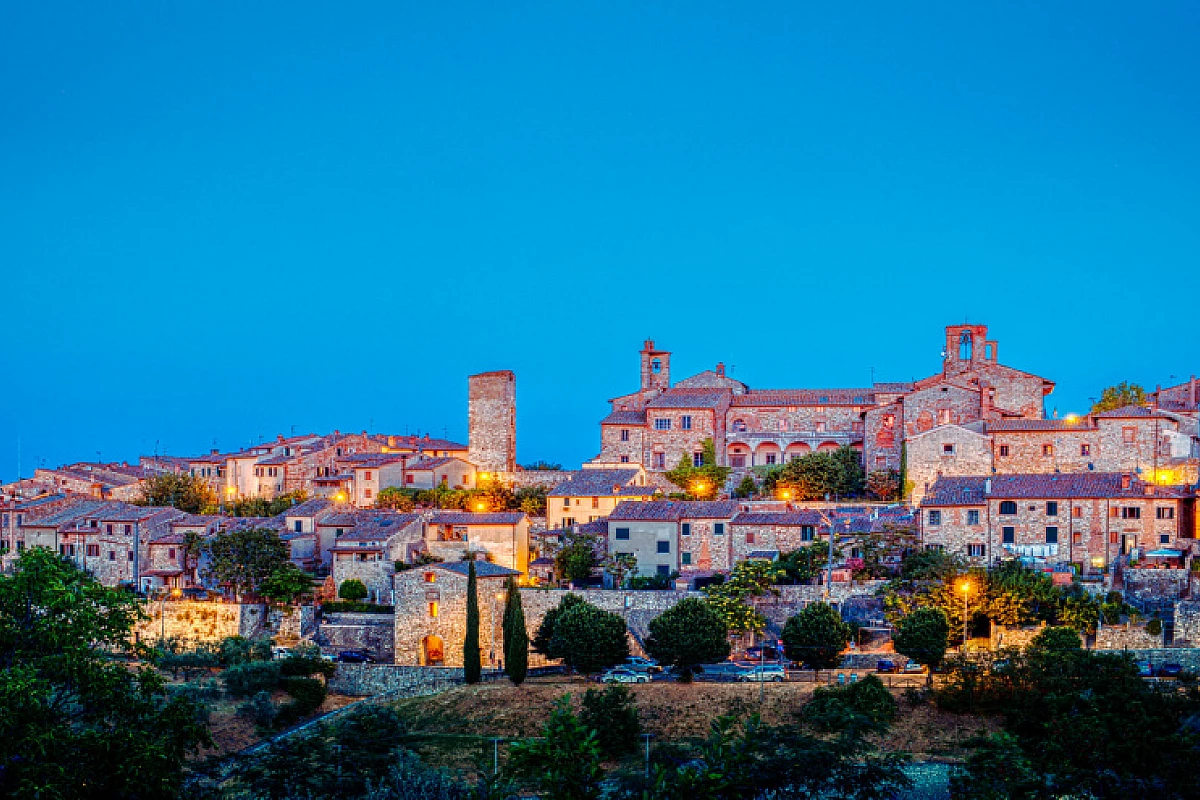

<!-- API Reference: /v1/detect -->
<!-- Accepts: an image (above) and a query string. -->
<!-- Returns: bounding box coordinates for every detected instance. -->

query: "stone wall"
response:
[318,612,396,661]
[468,371,516,474]
[1125,568,1190,603]
[1174,601,1200,647]
[905,424,992,506]
[268,605,317,644]
[328,664,466,696]
[1094,624,1164,650]
[135,600,266,644]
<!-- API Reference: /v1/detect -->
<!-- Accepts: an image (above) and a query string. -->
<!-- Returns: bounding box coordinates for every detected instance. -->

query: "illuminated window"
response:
[424,572,436,583]
[1042,444,1053,456]
[1081,444,1091,456]
[428,602,439,618]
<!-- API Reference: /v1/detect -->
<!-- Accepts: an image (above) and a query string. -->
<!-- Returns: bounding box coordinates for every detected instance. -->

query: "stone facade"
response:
[1173,601,1200,647]
[134,600,266,644]
[468,371,517,475]
[1094,623,1165,650]
[905,424,992,505]
[318,612,396,662]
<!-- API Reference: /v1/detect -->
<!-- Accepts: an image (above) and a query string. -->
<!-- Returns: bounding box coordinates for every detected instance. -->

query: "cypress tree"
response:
[464,557,481,684]
[502,576,528,685]
[899,441,909,501]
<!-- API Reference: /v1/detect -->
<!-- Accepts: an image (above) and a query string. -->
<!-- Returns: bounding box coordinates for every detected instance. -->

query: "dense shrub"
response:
[580,684,641,759]
[221,660,282,697]
[275,677,328,728]
[219,635,273,666]
[320,601,394,614]
[805,674,897,730]
[279,648,336,678]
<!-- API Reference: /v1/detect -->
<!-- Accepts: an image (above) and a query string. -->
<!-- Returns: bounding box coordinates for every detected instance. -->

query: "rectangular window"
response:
[108,550,116,561]
[364,488,372,499]
[1081,444,1091,456]
[1046,502,1058,517]
[1122,427,1136,444]
[1002,527,1015,544]
[620,456,630,463]
[928,510,942,526]
[1161,534,1171,544]
[168,548,176,560]
[693,452,704,467]
[967,510,980,525]
[654,418,671,431]
[615,527,630,541]
[294,520,303,532]
[681,523,691,536]
[1042,444,1053,456]
[800,525,814,541]
[714,523,725,535]
[1157,507,1176,520]
[591,497,600,509]
[1110,531,1119,544]
[765,454,777,465]
[682,552,692,565]
[127,551,134,561]
[564,517,575,527]
[652,453,666,469]
[968,544,985,558]
[1073,532,1082,544]
[428,601,439,618]
[86,544,99,557]
[745,532,756,545]
[680,415,692,430]
[364,471,372,481]
[1046,526,1058,544]
[124,525,132,535]
[1072,506,1083,518]
[656,565,670,576]
[657,540,670,554]
[1121,507,1142,520]
[999,445,1010,457]
[999,501,1017,515]
[943,444,955,455]
[620,429,630,442]
[424,571,436,583]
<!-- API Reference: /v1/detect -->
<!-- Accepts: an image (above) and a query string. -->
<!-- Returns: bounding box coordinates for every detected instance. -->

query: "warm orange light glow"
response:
[959,581,971,594]
[334,492,347,503]
[475,502,487,511]
[779,489,793,500]
[171,587,182,598]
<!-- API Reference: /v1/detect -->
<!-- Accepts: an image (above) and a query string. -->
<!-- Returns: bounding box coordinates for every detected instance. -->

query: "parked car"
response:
[272,646,293,660]
[876,659,901,673]
[602,667,650,684]
[736,664,787,682]
[624,656,662,673]
[336,650,376,664]
[1156,662,1184,678]
[695,662,748,680]
[180,587,208,601]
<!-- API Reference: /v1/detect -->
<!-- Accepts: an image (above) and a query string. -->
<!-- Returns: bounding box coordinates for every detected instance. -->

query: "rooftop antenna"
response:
[291,425,297,435]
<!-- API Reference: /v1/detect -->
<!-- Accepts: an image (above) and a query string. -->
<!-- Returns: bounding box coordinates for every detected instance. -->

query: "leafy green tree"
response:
[502,576,528,685]
[202,526,290,598]
[218,635,272,666]
[464,558,482,684]
[1027,625,1082,651]
[0,548,211,799]
[507,694,604,800]
[531,593,585,658]
[260,561,314,604]
[898,440,910,501]
[602,552,638,588]
[555,531,600,585]
[805,673,897,730]
[892,607,950,676]
[1091,381,1148,413]
[764,445,864,500]
[551,601,629,674]
[774,544,833,585]
[732,474,758,499]
[516,485,548,515]
[338,578,369,602]
[645,597,730,680]
[580,684,641,759]
[664,438,730,499]
[376,487,416,511]
[701,560,782,634]
[781,602,850,674]
[899,547,963,582]
[135,471,218,514]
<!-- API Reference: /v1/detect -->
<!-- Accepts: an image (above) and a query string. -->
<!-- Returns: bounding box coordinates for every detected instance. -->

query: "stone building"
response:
[920,473,1198,572]
[606,500,740,579]
[330,513,424,603]
[593,324,1054,480]
[468,370,517,475]
[400,457,477,490]
[546,468,653,530]
[424,511,530,574]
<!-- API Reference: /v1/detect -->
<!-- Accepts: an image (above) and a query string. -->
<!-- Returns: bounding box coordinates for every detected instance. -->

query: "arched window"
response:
[651,359,662,374]
[959,330,973,361]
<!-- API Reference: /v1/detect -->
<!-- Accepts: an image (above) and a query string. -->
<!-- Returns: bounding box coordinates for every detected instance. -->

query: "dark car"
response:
[336,650,377,664]
[1156,663,1184,678]
[180,587,208,601]
[876,659,900,674]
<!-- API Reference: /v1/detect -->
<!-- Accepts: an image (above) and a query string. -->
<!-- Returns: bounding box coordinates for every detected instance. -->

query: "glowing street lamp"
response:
[958,580,971,650]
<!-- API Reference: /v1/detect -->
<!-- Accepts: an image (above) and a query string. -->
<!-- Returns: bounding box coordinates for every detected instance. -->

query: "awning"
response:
[1145,549,1183,558]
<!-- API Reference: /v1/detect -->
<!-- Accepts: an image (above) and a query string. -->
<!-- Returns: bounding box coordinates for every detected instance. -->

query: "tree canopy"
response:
[892,607,949,671]
[1091,381,1148,414]
[762,445,865,500]
[555,531,600,586]
[260,561,314,604]
[0,548,211,799]
[201,526,290,598]
[645,597,731,679]
[663,439,730,499]
[781,602,851,672]
[135,472,217,514]
[550,601,628,674]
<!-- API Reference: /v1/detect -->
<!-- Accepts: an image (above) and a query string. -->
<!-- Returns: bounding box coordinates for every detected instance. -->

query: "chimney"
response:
[425,433,431,441]
[1144,483,1154,497]
[716,362,725,377]
[980,384,993,418]
[984,478,992,495]
[1121,474,1132,490]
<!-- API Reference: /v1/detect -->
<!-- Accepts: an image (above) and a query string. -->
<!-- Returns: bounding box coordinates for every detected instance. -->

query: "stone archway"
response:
[421,634,445,666]
[784,442,812,462]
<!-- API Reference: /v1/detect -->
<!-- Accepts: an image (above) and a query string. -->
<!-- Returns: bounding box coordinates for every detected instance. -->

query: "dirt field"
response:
[389,675,1000,773]
[201,690,360,757]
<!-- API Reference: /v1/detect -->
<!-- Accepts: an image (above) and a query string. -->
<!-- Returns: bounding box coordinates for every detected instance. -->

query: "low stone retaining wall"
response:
[329,664,465,696]
[1094,624,1164,650]
[134,601,265,644]
[318,612,395,662]
[1100,648,1200,671]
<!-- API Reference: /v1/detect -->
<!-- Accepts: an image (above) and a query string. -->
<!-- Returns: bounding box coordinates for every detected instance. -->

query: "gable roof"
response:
[1094,405,1161,419]
[601,411,648,426]
[435,560,522,578]
[922,473,1188,506]
[645,389,730,410]
[731,510,824,526]
[730,389,874,408]
[405,456,466,471]
[987,419,1093,432]
[549,469,643,497]
[608,500,738,522]
[428,512,527,526]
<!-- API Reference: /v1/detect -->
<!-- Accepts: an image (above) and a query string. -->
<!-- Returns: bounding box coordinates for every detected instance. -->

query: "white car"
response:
[602,667,650,684]
[736,665,787,682]
[624,656,662,673]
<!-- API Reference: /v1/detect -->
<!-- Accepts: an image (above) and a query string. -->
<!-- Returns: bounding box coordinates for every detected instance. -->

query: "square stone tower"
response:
[468,370,516,474]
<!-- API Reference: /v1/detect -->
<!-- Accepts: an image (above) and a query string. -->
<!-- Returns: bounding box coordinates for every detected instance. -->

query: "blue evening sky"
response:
[3,2,1198,480]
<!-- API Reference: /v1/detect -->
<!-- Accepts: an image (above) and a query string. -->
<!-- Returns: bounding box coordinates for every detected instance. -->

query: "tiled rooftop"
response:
[435,560,522,578]
[731,510,824,526]
[601,411,648,425]
[608,500,738,522]
[428,512,527,525]
[645,390,730,410]
[922,473,1189,506]
[730,389,875,407]
[549,469,643,497]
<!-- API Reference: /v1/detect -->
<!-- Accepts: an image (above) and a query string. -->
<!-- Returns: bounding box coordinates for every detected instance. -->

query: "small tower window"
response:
[651,359,661,374]
[959,329,973,361]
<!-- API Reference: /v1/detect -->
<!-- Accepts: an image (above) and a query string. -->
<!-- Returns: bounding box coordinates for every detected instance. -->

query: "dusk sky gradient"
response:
[3,2,1199,481]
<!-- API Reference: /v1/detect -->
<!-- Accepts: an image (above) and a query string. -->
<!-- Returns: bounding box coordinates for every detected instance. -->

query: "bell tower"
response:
[943,324,997,375]
[639,340,671,394]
